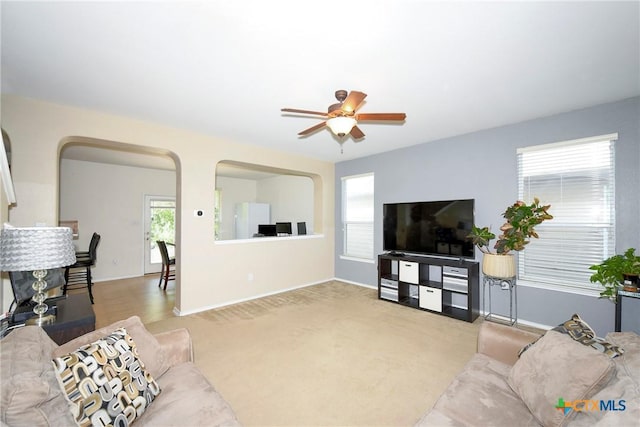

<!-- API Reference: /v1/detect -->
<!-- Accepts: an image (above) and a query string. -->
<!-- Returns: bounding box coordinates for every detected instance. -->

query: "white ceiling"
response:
[2,1,639,167]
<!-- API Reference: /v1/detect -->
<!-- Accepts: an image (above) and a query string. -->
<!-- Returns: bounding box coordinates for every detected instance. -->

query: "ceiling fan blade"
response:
[350,126,365,140]
[281,108,328,117]
[298,121,326,136]
[341,91,367,113]
[355,113,406,121]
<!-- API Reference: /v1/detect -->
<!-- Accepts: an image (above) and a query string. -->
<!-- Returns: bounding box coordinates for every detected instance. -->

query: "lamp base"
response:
[12,301,59,324]
[25,313,56,326]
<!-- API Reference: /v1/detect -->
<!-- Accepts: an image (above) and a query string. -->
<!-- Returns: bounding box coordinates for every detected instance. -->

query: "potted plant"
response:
[467,198,553,278]
[589,248,640,302]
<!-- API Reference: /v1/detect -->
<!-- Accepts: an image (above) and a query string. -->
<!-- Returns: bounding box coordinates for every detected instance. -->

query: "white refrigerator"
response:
[235,202,270,239]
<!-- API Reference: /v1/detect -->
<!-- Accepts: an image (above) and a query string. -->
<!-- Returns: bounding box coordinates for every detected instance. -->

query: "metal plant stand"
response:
[615,290,640,332]
[483,275,517,326]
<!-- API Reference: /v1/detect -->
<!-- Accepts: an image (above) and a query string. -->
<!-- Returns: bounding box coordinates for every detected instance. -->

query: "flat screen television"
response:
[383,199,475,258]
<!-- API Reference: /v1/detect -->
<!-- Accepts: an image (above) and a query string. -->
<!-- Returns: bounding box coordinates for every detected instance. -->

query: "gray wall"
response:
[335,96,640,335]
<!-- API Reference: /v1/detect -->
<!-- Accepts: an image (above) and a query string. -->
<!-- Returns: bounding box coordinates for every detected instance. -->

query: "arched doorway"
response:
[58,137,180,294]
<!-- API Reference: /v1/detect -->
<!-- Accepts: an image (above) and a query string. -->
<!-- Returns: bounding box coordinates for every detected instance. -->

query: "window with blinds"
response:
[517,134,616,293]
[342,173,374,260]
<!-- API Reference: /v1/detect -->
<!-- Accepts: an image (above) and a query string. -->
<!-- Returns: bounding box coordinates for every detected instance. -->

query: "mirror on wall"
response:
[1,128,16,205]
[215,161,314,241]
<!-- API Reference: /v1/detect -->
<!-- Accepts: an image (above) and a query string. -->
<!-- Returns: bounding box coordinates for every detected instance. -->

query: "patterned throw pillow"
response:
[552,313,624,358]
[52,328,161,426]
[518,314,625,359]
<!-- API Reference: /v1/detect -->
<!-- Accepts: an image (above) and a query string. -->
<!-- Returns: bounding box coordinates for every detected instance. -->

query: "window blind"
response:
[517,134,616,291]
[342,173,374,260]
[344,222,374,259]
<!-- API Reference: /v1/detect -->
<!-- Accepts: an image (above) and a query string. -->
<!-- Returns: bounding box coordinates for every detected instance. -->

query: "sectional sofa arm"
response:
[477,321,541,366]
[154,328,194,366]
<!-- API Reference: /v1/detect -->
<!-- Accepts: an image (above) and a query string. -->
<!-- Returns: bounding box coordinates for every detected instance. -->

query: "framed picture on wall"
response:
[59,220,79,238]
[1,129,16,205]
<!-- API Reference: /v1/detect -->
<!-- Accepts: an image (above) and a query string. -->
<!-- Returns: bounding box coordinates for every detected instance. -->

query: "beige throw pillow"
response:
[53,315,169,379]
[508,330,615,427]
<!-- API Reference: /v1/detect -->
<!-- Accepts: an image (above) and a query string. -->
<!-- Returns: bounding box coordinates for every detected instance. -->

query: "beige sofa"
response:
[1,316,239,426]
[416,321,640,426]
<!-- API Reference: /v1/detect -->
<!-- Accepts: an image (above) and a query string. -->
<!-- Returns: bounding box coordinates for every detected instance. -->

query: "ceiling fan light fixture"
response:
[326,116,356,137]
[282,89,405,139]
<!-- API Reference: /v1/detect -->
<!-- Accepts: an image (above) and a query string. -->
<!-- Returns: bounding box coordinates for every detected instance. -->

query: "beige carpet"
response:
[145,281,482,426]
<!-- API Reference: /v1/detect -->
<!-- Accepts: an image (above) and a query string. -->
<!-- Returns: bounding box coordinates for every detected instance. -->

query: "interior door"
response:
[144,195,176,274]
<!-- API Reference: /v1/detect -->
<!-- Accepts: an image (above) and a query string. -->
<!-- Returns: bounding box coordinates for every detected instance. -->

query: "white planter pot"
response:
[482,253,516,279]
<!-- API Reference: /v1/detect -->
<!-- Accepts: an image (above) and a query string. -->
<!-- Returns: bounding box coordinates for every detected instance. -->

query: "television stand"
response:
[377,253,480,322]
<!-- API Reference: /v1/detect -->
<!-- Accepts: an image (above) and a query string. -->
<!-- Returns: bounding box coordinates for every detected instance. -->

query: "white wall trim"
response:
[479,311,553,331]
[173,278,333,316]
[339,255,375,264]
[336,277,377,289]
[94,274,149,283]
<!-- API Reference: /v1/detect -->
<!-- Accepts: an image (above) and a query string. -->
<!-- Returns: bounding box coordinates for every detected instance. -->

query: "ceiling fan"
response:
[281,90,406,140]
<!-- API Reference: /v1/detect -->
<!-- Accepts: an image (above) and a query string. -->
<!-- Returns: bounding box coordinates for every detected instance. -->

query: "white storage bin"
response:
[399,261,419,284]
[380,278,399,289]
[443,266,468,277]
[380,287,398,302]
[419,286,442,312]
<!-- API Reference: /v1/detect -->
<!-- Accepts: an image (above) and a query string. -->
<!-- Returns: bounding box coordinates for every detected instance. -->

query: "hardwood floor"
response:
[72,274,176,328]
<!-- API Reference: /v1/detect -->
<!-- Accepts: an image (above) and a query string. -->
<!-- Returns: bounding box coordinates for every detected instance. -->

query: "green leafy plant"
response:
[589,248,640,302]
[467,197,553,255]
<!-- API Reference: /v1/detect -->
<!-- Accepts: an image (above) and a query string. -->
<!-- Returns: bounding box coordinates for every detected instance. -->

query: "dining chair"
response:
[64,232,101,304]
[74,232,99,260]
[157,240,175,290]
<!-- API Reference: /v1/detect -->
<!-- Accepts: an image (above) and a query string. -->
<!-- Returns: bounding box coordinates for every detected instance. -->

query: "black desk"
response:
[615,290,640,333]
[42,293,96,344]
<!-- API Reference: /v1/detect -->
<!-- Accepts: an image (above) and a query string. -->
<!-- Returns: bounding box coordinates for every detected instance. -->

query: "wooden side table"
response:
[42,293,96,344]
[615,290,640,332]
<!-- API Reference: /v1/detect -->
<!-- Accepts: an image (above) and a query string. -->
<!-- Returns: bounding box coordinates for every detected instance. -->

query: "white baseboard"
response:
[93,274,143,283]
[480,310,552,331]
[334,277,377,289]
[173,278,334,317]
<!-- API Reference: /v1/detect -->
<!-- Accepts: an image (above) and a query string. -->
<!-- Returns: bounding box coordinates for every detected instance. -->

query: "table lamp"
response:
[0,226,76,326]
